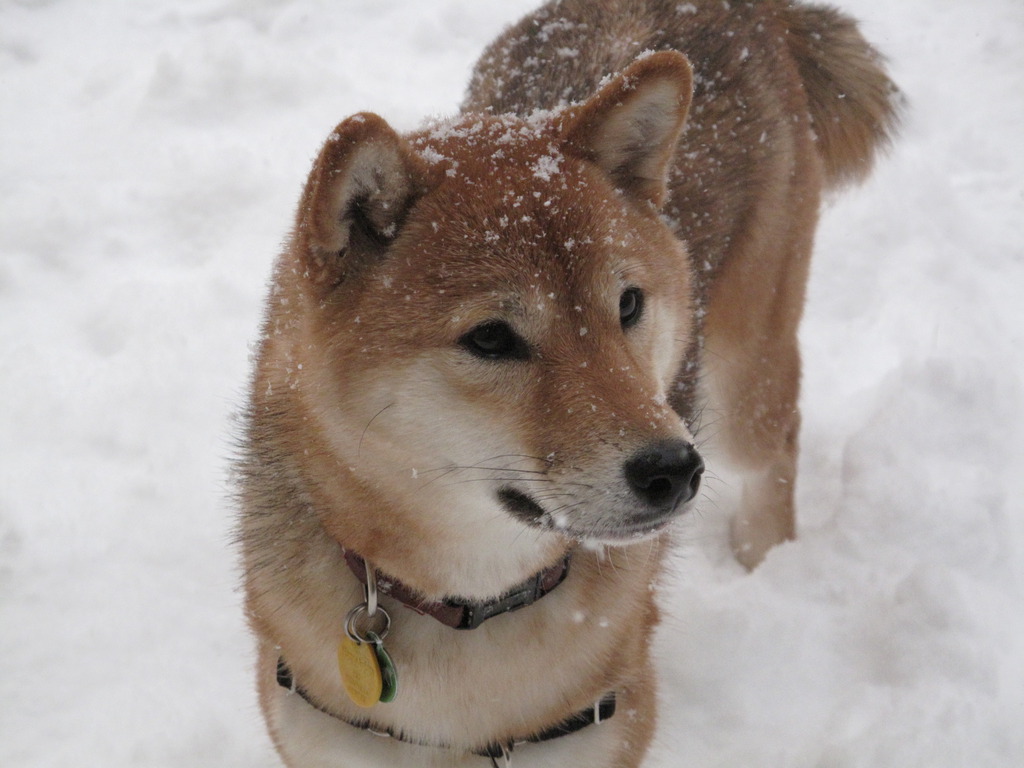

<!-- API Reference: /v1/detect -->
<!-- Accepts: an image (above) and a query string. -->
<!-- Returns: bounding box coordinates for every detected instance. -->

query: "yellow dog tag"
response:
[337,635,382,708]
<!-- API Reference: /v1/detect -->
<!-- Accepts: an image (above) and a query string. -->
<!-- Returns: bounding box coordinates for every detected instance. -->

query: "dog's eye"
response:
[460,321,529,361]
[619,287,644,329]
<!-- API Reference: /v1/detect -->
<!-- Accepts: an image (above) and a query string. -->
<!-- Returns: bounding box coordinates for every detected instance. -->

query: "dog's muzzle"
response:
[497,438,704,541]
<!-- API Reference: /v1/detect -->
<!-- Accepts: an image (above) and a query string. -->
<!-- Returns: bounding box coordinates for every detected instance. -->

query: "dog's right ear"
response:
[560,52,692,208]
[296,113,432,287]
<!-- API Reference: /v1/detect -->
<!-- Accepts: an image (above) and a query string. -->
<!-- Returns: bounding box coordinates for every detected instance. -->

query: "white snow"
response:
[1,1,1022,766]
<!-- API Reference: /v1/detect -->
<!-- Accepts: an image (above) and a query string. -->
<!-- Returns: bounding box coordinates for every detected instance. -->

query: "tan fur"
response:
[237,1,899,765]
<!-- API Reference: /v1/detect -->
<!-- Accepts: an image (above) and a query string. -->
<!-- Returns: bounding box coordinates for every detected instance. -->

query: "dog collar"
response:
[339,546,572,630]
[276,658,615,764]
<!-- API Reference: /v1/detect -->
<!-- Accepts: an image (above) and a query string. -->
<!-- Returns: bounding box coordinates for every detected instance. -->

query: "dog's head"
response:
[267,53,701,596]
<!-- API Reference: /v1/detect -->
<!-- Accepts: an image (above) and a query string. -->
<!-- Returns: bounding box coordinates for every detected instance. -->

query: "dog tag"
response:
[337,635,383,708]
[368,631,398,703]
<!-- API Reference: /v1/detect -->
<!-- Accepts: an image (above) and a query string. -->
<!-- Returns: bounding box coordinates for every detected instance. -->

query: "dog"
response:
[236,1,899,765]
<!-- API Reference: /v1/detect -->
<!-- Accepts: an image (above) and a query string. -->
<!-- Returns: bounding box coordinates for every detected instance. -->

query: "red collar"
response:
[340,547,571,630]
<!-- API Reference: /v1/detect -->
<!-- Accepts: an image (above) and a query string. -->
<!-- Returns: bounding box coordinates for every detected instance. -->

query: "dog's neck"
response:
[339,545,572,630]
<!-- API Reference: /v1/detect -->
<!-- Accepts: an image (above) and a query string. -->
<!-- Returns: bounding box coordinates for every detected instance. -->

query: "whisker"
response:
[358,403,394,457]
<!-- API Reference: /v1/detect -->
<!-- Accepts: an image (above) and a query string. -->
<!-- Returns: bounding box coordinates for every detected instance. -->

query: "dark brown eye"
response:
[459,321,529,361]
[619,288,644,329]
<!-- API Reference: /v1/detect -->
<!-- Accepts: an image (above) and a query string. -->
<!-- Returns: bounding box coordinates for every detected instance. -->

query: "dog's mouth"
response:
[497,487,547,525]
[497,486,681,542]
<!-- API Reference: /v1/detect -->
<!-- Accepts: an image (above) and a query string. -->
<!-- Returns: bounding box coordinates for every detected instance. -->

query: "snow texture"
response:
[1,1,1022,766]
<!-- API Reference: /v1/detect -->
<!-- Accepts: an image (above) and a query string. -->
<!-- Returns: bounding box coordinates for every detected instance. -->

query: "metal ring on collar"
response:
[345,602,391,644]
[488,744,512,767]
[363,558,378,617]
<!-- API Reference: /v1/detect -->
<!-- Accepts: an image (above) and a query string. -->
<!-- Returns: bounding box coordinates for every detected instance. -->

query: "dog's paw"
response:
[730,510,793,571]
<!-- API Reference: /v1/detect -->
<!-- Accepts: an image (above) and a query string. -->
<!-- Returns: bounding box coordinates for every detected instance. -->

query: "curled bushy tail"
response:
[782,3,902,188]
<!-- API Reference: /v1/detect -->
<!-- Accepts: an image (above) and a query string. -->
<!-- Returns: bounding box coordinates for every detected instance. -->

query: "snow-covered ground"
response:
[1,1,1021,765]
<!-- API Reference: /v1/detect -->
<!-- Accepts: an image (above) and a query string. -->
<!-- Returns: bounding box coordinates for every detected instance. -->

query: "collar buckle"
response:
[459,583,538,629]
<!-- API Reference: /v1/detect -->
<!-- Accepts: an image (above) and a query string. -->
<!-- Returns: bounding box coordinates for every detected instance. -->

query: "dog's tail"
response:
[782,4,902,188]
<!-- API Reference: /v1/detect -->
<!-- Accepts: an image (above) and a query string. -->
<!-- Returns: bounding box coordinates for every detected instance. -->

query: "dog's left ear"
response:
[295,112,434,287]
[561,52,693,208]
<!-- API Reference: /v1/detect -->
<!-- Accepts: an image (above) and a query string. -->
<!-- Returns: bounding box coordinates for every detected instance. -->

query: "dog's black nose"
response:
[624,440,704,511]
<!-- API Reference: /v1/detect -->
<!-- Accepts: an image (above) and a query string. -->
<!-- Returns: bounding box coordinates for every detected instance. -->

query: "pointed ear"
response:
[561,52,693,208]
[296,113,432,286]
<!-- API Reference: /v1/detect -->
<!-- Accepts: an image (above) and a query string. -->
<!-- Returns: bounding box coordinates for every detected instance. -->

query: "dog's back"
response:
[465,0,897,188]
[466,0,900,566]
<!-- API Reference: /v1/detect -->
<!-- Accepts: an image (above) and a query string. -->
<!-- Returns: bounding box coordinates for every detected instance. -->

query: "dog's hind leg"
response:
[698,201,817,570]
[702,336,802,570]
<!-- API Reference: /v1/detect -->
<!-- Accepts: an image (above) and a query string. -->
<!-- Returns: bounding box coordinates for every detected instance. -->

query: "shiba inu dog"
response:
[236,1,898,765]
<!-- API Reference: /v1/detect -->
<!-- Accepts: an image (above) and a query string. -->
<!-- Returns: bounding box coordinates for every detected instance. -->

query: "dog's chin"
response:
[497,486,680,545]
[571,515,677,546]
